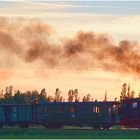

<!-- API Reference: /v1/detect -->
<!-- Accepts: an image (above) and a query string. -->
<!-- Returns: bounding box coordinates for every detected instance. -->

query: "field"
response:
[0,126,140,139]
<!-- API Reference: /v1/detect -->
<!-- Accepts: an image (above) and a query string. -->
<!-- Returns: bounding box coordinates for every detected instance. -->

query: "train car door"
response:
[32,105,37,122]
[3,105,11,122]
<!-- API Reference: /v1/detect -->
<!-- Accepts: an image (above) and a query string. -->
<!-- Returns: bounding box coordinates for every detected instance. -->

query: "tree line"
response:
[0,86,95,104]
[0,86,47,104]
[0,86,110,104]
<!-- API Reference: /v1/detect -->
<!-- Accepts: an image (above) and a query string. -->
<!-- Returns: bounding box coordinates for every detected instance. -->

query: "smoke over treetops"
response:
[0,17,140,78]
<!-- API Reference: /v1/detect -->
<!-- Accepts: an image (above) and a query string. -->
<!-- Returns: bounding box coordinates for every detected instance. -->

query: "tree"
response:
[24,90,39,104]
[3,86,13,104]
[13,90,26,104]
[39,88,47,103]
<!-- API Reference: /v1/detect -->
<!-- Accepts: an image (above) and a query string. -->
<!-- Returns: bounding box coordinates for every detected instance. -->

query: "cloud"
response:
[0,17,140,81]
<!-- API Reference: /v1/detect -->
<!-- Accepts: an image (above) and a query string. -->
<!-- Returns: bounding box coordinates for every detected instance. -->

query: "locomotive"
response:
[119,98,140,128]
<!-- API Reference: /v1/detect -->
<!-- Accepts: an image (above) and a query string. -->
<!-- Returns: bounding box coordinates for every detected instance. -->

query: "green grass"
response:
[0,126,140,139]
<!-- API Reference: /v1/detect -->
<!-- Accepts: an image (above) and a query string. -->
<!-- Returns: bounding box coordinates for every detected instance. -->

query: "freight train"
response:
[0,98,139,129]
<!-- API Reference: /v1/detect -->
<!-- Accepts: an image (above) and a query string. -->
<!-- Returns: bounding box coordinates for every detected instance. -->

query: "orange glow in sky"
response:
[0,1,140,101]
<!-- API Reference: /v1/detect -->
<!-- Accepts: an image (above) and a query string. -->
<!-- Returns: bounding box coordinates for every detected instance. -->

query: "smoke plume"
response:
[0,17,140,78]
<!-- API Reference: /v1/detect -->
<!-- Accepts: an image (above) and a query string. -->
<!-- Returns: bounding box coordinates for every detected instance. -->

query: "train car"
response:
[41,101,119,129]
[119,98,140,128]
[0,101,119,129]
[0,104,33,128]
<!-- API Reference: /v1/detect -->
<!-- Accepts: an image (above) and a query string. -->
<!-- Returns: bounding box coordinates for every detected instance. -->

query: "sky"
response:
[0,1,140,101]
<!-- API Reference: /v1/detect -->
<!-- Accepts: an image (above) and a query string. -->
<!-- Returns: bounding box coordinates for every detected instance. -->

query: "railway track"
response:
[0,126,137,130]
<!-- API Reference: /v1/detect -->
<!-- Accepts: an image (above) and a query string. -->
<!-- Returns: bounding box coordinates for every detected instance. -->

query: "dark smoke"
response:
[0,17,140,78]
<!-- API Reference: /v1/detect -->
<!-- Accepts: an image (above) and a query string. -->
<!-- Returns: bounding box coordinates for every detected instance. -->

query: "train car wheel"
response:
[43,124,54,129]
[54,124,63,129]
[97,126,101,130]
[102,126,110,130]
[43,124,47,129]
[43,124,63,129]
[0,124,4,129]
[92,125,101,130]
[19,123,29,128]
[8,123,15,127]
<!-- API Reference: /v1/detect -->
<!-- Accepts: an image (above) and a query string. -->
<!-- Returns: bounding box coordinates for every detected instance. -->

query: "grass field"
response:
[0,126,140,139]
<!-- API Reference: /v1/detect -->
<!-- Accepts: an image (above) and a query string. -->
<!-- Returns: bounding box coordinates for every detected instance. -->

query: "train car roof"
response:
[41,101,119,105]
[0,101,119,106]
[121,98,140,103]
